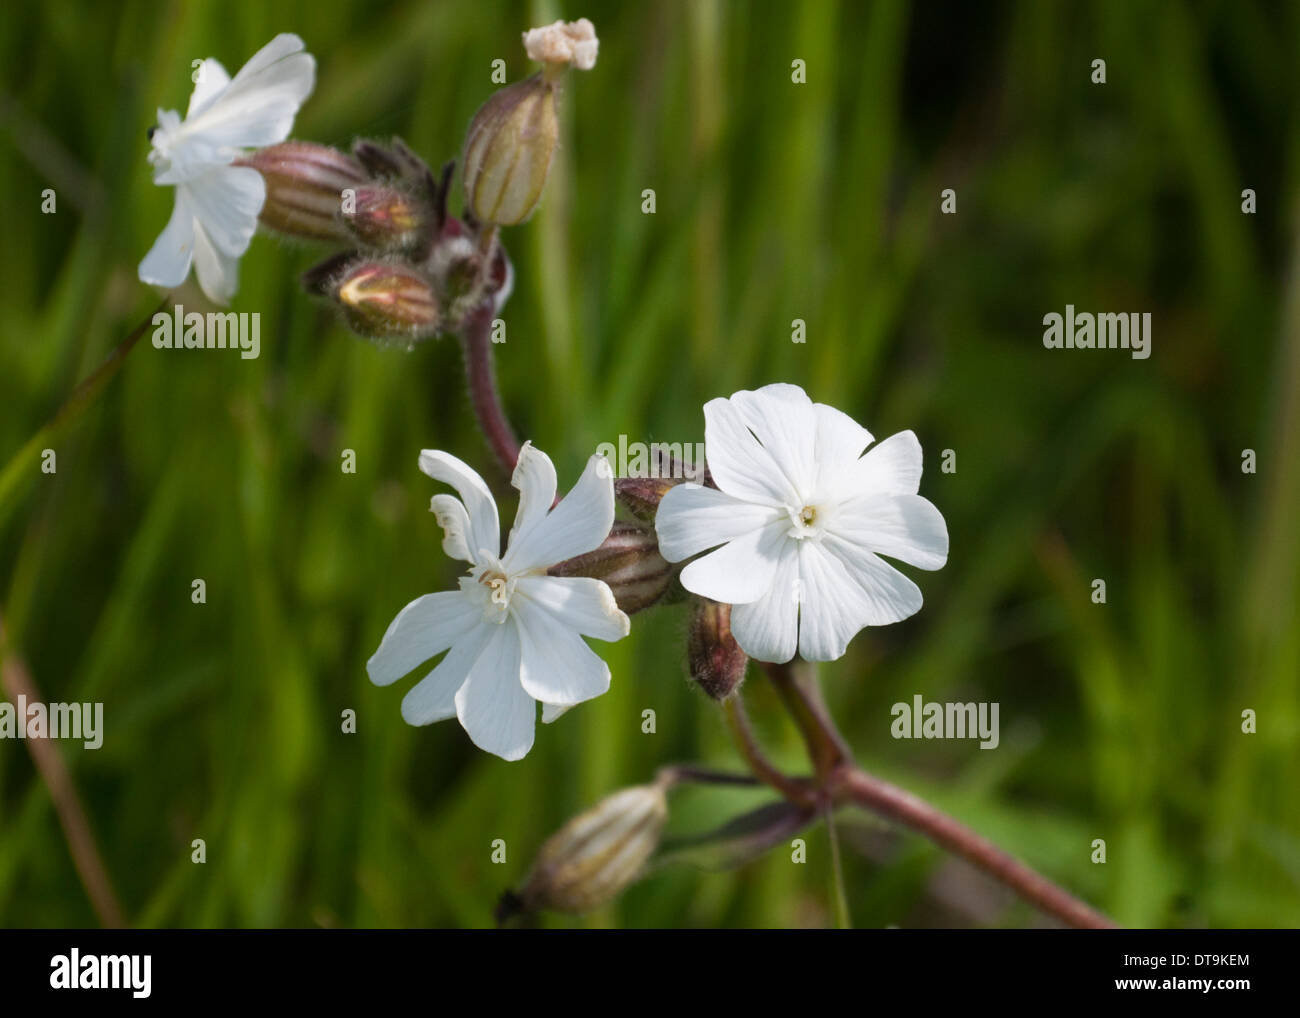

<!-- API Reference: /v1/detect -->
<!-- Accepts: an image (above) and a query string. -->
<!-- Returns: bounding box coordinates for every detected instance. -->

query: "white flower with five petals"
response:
[655,383,948,664]
[138,33,315,304]
[367,443,630,761]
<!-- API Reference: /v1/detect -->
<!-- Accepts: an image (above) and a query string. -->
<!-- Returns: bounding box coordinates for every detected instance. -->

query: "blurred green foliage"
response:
[1,0,1298,928]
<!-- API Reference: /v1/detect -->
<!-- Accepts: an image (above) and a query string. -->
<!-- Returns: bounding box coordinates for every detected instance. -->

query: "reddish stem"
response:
[458,304,520,474]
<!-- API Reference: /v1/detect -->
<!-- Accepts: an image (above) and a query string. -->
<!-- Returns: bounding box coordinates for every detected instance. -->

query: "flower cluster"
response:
[131,23,968,926]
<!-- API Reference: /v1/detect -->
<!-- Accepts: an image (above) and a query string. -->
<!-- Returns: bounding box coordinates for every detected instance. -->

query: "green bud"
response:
[549,522,673,615]
[238,142,367,243]
[687,598,748,701]
[614,476,682,524]
[334,261,440,343]
[342,184,431,252]
[462,73,558,227]
[502,781,668,919]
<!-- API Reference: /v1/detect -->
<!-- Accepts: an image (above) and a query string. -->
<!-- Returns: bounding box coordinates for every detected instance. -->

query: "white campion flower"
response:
[138,33,315,304]
[655,383,948,664]
[367,443,630,761]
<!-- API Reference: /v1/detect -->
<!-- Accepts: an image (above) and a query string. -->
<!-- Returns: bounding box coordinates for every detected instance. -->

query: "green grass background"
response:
[1,0,1298,928]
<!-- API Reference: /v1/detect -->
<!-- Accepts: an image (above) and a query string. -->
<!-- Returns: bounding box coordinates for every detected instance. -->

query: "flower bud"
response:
[462,73,558,227]
[333,261,440,343]
[238,142,367,242]
[614,476,681,524]
[501,781,668,920]
[549,522,673,614]
[687,598,748,701]
[341,185,431,252]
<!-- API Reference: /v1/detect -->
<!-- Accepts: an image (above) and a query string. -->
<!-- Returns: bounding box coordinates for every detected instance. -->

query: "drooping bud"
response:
[341,184,431,252]
[549,522,673,614]
[333,261,440,343]
[687,598,748,701]
[238,142,367,243]
[499,780,668,921]
[461,73,559,227]
[614,476,681,524]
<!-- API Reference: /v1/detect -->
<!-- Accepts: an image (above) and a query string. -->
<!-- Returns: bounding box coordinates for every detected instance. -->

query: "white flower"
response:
[655,383,948,664]
[522,18,599,70]
[367,443,630,761]
[138,33,315,304]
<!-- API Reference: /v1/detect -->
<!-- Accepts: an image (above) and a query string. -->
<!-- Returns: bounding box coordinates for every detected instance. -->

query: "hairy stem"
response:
[722,696,817,807]
[0,618,124,928]
[832,764,1115,929]
[458,303,520,474]
[760,658,1115,929]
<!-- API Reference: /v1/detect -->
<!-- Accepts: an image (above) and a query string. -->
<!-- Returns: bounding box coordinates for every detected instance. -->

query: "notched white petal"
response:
[418,449,501,561]
[429,494,476,563]
[508,440,557,548]
[503,452,614,574]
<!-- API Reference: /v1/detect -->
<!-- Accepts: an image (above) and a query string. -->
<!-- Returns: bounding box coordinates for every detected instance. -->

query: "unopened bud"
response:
[334,261,440,343]
[549,522,673,614]
[238,142,367,242]
[462,74,558,227]
[342,185,431,252]
[614,476,681,524]
[687,598,748,701]
[501,781,668,920]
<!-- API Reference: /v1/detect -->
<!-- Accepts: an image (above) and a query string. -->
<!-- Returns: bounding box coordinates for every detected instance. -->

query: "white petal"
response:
[366,591,481,686]
[831,492,948,570]
[813,402,874,498]
[429,494,475,563]
[822,534,924,626]
[729,384,817,501]
[513,575,629,642]
[678,519,791,605]
[191,218,240,305]
[513,600,610,706]
[728,537,800,662]
[795,539,879,661]
[503,453,614,573]
[654,482,782,562]
[180,33,315,151]
[848,430,924,497]
[182,166,264,257]
[703,394,798,507]
[400,621,494,725]
[418,450,500,561]
[187,58,232,117]
[541,702,572,724]
[138,193,195,288]
[507,441,557,549]
[454,624,534,760]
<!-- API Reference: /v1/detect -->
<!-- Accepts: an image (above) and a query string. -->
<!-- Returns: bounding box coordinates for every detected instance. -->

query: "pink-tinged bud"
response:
[238,142,367,243]
[462,73,558,227]
[549,522,674,615]
[499,781,668,920]
[614,476,682,524]
[341,185,431,252]
[687,598,748,701]
[334,261,440,343]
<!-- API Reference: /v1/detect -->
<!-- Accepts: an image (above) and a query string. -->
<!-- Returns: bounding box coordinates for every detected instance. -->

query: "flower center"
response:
[786,503,824,539]
[474,566,517,622]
